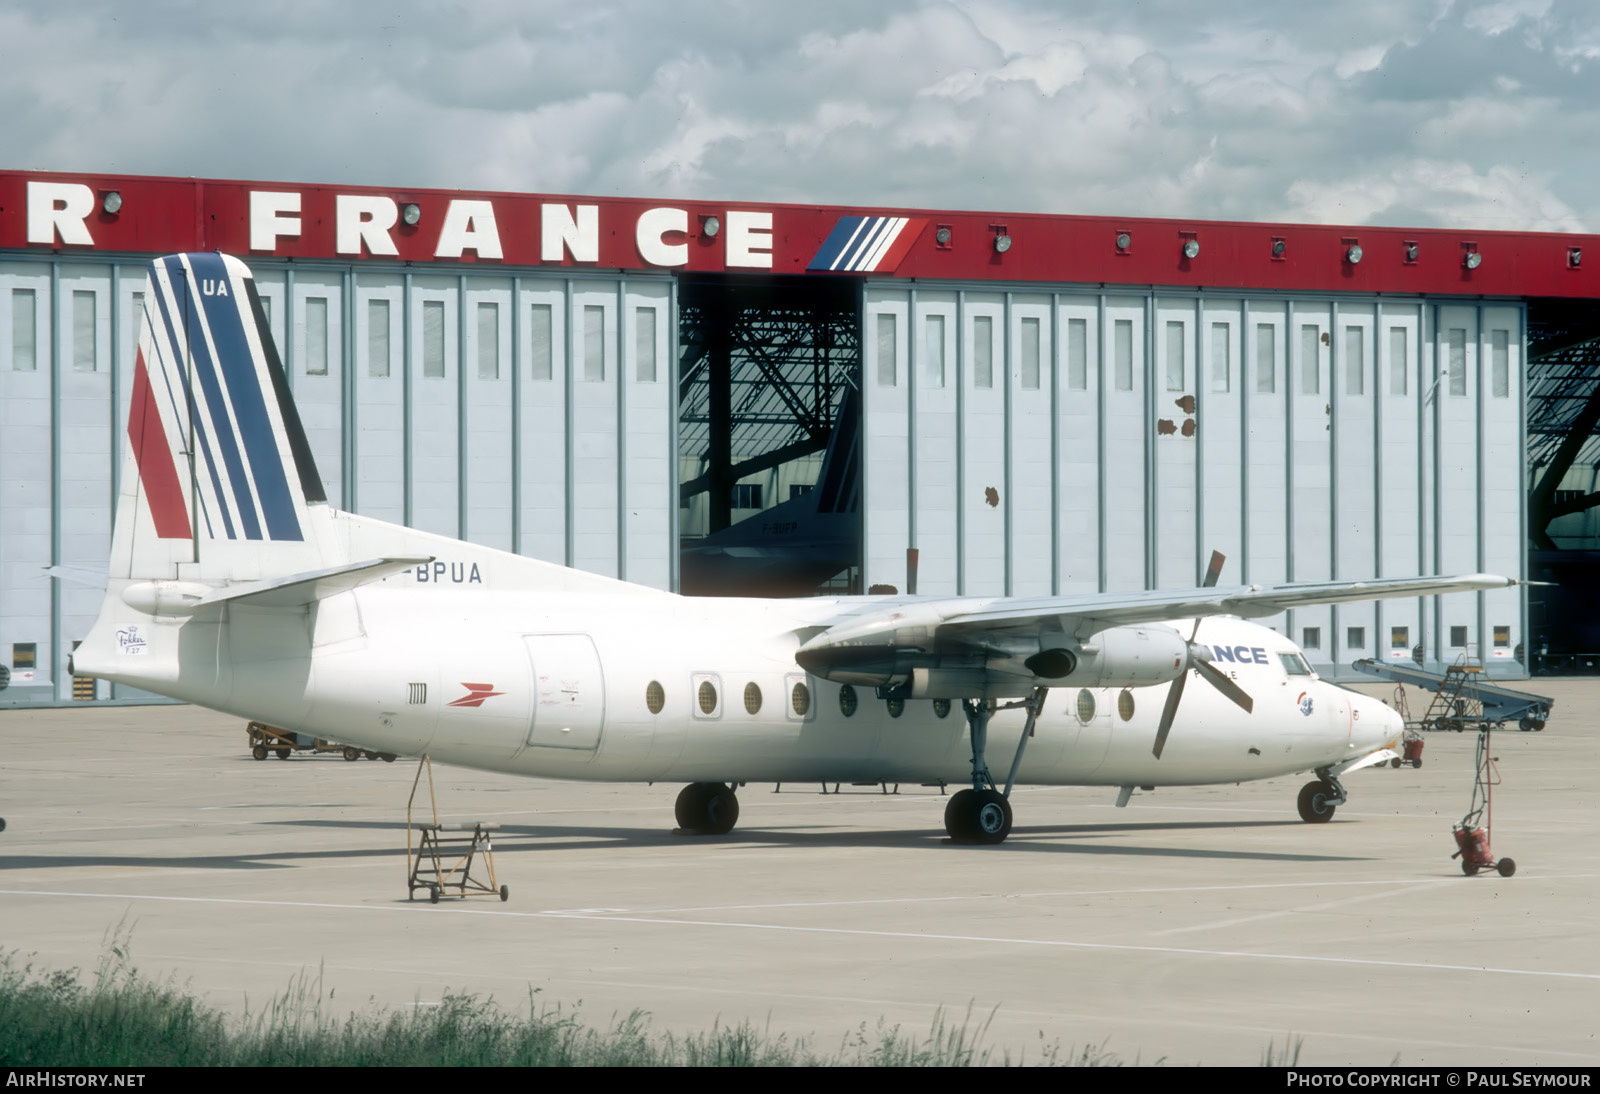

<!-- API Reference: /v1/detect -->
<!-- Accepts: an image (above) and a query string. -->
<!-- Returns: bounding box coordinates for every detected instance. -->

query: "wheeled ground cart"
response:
[246,721,395,763]
[1451,723,1516,878]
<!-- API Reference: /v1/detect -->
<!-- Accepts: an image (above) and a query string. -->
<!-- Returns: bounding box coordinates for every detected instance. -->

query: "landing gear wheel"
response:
[252,744,267,761]
[674,782,740,835]
[343,746,360,761]
[275,748,291,760]
[1496,858,1516,878]
[944,787,1012,844]
[1297,780,1338,824]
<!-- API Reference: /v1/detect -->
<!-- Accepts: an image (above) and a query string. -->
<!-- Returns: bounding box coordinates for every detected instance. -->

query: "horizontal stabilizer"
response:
[199,556,434,609]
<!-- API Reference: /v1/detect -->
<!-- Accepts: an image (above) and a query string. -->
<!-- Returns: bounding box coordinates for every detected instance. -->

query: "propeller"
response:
[1152,551,1255,759]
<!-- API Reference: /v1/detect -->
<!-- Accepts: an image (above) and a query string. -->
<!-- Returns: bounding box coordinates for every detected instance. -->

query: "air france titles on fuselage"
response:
[1211,644,1270,666]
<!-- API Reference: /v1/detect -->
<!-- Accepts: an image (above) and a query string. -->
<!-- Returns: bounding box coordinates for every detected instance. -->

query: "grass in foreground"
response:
[0,942,1128,1067]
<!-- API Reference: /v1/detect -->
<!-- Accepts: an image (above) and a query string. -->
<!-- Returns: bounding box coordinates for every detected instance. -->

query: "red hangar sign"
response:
[3,170,1598,297]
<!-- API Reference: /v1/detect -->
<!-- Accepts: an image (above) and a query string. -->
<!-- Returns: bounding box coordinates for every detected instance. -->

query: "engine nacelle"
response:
[1029,625,1189,688]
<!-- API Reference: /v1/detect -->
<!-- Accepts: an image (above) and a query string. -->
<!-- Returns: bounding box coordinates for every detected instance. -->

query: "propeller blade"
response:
[1203,550,1226,589]
[1194,657,1255,714]
[1152,669,1187,759]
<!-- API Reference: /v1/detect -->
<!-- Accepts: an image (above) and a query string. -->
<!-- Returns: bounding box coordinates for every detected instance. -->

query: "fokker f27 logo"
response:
[447,682,504,708]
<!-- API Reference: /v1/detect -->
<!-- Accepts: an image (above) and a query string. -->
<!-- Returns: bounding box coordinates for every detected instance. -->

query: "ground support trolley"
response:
[405,755,509,904]
[247,721,395,763]
[1452,724,1516,878]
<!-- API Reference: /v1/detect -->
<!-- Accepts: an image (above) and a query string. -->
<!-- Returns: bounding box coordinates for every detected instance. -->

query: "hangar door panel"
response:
[523,634,606,750]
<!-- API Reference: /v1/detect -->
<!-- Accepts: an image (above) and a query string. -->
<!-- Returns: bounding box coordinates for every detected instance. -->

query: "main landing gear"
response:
[944,688,1049,845]
[674,782,740,835]
[1296,769,1348,823]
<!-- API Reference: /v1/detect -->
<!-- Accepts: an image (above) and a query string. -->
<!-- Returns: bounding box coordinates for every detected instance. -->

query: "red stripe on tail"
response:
[128,350,192,539]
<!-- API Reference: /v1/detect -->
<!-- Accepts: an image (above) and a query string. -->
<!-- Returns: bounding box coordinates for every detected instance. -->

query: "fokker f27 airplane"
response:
[74,254,1518,844]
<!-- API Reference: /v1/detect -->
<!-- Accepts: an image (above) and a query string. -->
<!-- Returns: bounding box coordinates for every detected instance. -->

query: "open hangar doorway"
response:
[1527,297,1600,673]
[677,273,862,597]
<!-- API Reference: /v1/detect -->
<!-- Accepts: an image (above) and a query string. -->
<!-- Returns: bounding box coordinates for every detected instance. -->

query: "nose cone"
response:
[1355,693,1404,752]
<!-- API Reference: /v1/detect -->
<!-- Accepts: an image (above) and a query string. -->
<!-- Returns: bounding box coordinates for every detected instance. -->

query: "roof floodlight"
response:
[1569,247,1582,268]
[935,226,952,245]
[701,215,721,238]
[1182,238,1200,259]
[1404,242,1420,262]
[1271,239,1286,257]
[401,203,421,226]
[994,233,1012,254]
[101,191,122,215]
[1115,231,1131,250]
[1465,251,1483,270]
[1346,244,1363,264]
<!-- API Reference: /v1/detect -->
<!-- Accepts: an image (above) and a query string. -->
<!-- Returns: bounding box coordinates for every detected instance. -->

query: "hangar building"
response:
[2,169,1594,706]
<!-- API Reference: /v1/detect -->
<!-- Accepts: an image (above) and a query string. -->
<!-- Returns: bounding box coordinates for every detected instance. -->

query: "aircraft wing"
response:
[798,573,1520,667]
[942,573,1521,637]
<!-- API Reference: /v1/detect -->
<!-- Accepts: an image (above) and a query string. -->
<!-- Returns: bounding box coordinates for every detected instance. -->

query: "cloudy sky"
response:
[3,0,1597,232]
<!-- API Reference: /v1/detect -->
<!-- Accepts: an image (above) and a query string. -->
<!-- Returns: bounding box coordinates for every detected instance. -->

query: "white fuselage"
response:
[87,586,1400,790]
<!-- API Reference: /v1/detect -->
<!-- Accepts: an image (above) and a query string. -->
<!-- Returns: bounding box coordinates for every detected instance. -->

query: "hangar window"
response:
[583,305,605,381]
[1210,322,1230,393]
[1299,324,1320,395]
[973,315,994,388]
[1254,324,1275,393]
[529,303,554,381]
[368,300,391,377]
[1020,316,1041,389]
[1494,625,1510,648]
[839,684,858,717]
[305,297,329,376]
[636,307,658,382]
[1388,327,1408,395]
[1066,317,1087,390]
[1117,689,1135,722]
[1114,319,1134,391]
[876,312,897,386]
[697,679,719,715]
[1447,328,1467,397]
[744,682,762,715]
[1491,330,1509,398]
[1391,626,1410,651]
[730,484,762,509]
[422,300,446,378]
[932,698,951,719]
[924,314,945,388]
[477,302,499,379]
[1165,321,1185,391]
[1075,688,1096,724]
[791,681,811,717]
[1301,626,1321,650]
[72,291,97,372]
[1344,326,1364,396]
[1346,627,1366,650]
[1450,626,1468,648]
[10,290,36,371]
[646,680,665,714]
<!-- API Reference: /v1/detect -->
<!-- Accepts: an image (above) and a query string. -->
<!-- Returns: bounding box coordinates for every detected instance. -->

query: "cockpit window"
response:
[1279,652,1312,676]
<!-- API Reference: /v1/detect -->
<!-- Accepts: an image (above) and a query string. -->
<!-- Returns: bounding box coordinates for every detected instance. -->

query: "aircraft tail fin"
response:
[114,253,331,583]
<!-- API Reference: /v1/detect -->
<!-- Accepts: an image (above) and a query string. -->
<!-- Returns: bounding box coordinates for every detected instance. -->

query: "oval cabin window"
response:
[744,682,762,715]
[646,680,665,714]
[697,680,718,715]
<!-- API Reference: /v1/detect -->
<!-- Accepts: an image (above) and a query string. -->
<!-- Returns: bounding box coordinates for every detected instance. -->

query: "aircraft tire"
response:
[1296,780,1338,824]
[944,788,1012,844]
[675,782,739,835]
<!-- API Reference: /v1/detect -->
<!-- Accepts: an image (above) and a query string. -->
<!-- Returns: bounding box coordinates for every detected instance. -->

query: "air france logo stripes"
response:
[807,216,927,273]
[135,254,305,542]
